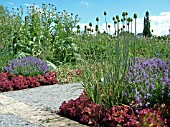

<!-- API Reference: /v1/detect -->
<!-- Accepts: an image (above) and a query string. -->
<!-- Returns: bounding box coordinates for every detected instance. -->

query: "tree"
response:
[143,11,152,37]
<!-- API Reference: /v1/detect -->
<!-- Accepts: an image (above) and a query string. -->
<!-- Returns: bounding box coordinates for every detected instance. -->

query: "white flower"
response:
[101,77,104,82]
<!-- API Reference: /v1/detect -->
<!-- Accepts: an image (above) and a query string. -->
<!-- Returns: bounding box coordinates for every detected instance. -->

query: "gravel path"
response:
[0,83,85,127]
[0,113,43,127]
[2,83,84,111]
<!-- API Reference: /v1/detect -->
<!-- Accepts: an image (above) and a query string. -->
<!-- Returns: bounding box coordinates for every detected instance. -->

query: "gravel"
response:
[0,113,43,127]
[2,83,84,111]
[1,83,84,127]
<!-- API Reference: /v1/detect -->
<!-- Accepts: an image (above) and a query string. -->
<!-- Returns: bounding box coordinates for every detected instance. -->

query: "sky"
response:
[1,0,170,36]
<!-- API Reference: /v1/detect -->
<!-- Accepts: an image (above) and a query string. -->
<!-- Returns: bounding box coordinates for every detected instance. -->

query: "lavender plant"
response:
[3,56,48,76]
[126,58,170,112]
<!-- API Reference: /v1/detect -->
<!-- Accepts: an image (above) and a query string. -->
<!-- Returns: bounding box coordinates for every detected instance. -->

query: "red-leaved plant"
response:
[26,76,40,88]
[102,105,138,127]
[59,91,105,126]
[137,108,168,127]
[0,72,12,81]
[0,71,57,92]
[153,103,170,126]
[37,71,57,85]
[0,80,14,92]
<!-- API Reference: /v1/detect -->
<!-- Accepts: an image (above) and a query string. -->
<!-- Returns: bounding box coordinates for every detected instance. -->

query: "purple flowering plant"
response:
[126,58,170,112]
[3,56,49,76]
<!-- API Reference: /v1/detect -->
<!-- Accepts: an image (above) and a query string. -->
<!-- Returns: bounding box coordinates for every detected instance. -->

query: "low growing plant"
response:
[59,91,105,126]
[0,71,57,92]
[137,108,167,127]
[0,80,14,92]
[37,71,58,85]
[3,56,49,76]
[12,75,40,90]
[56,64,82,84]
[102,105,138,127]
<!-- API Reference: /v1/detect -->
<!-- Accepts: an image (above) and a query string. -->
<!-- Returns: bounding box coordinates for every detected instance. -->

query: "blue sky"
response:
[1,0,170,36]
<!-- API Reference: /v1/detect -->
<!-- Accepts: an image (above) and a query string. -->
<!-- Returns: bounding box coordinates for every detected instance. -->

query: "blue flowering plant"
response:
[126,58,170,112]
[3,56,49,76]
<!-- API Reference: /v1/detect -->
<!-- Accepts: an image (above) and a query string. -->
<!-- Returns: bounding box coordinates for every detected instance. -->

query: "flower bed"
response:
[58,58,170,127]
[0,56,58,92]
[59,91,169,127]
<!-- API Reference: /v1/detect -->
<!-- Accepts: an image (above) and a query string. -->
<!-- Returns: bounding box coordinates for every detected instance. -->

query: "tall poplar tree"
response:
[143,11,152,37]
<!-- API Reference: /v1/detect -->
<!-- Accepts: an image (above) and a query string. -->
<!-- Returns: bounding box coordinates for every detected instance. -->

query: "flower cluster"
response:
[126,58,170,112]
[3,56,49,76]
[59,91,105,126]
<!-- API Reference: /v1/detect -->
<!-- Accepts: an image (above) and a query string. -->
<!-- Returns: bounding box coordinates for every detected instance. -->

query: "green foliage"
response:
[79,32,134,108]
[0,5,15,71]
[0,46,14,72]
[0,4,80,67]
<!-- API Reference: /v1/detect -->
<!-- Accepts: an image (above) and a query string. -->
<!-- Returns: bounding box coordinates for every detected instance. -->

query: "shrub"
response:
[3,56,49,76]
[56,64,82,84]
[0,72,14,92]
[80,103,105,126]
[11,75,40,90]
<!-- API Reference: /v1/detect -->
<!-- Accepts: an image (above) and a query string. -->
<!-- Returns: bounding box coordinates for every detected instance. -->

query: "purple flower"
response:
[168,93,170,97]
[3,56,48,76]
[145,102,150,107]
[162,90,165,94]
[135,96,140,103]
[126,58,170,107]
[149,83,155,90]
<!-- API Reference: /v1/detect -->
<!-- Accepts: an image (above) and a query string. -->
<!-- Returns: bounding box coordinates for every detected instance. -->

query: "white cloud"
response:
[7,2,14,5]
[150,12,170,36]
[24,3,31,7]
[79,1,91,7]
[131,12,170,36]
[24,3,39,9]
